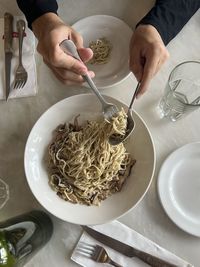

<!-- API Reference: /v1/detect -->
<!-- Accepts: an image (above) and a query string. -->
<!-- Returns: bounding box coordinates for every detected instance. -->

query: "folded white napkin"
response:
[71,221,193,267]
[0,15,37,100]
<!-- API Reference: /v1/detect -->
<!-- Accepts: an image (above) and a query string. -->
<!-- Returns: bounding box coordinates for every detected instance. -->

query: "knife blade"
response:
[4,12,13,101]
[82,226,179,267]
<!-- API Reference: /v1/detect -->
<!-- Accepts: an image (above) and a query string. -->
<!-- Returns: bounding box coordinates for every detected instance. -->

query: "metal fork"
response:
[59,39,119,122]
[13,19,27,89]
[76,242,123,267]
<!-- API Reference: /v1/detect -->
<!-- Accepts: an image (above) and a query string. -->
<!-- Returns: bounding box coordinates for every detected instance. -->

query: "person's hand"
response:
[130,24,169,97]
[32,13,94,85]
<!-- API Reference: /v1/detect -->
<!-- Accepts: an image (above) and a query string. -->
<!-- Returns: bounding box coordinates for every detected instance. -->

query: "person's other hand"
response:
[32,13,94,85]
[130,24,169,97]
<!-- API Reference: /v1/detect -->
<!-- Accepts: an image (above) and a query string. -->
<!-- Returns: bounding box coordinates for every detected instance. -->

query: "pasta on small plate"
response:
[24,94,155,225]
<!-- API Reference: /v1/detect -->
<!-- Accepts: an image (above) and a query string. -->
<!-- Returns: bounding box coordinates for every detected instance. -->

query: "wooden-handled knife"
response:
[4,12,13,101]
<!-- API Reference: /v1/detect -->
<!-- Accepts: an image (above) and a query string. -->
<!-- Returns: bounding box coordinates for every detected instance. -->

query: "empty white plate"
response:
[157,142,200,237]
[72,15,133,88]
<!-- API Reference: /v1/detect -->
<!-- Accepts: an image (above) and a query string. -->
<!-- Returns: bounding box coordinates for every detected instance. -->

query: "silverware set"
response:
[75,226,179,267]
[4,12,28,100]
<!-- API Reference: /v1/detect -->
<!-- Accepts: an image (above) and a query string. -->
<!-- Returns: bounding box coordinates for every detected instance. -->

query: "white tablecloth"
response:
[0,1,200,267]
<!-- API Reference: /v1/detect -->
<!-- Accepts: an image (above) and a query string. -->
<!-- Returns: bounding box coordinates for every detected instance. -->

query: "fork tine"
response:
[79,242,95,249]
[76,248,93,257]
[17,81,21,89]
[13,76,27,89]
[15,81,21,89]
[18,82,23,89]
[77,242,95,254]
[21,79,27,88]
[76,244,95,257]
[76,242,123,267]
[13,81,19,89]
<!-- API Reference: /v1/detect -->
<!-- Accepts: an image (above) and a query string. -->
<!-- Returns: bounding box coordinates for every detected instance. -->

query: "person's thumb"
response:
[78,48,93,63]
[129,51,144,83]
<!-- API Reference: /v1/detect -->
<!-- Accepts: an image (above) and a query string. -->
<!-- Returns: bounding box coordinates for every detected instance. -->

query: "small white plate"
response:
[157,142,200,236]
[72,15,133,89]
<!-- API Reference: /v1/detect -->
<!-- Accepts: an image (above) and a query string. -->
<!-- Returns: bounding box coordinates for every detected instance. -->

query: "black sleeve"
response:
[137,0,200,45]
[16,0,58,29]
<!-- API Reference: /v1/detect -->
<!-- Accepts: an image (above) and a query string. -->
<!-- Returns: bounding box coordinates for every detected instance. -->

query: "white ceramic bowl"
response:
[24,94,155,225]
[73,15,133,89]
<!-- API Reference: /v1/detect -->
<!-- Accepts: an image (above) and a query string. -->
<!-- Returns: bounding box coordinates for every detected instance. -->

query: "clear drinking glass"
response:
[158,61,200,121]
[0,178,9,209]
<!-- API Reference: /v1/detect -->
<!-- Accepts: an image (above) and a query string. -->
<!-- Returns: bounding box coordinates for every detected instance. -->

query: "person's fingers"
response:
[130,46,169,98]
[45,44,95,75]
[129,48,143,82]
[69,30,94,62]
[154,50,170,75]
[54,69,84,83]
[131,60,143,82]
[37,34,88,75]
[54,70,95,85]
[71,31,84,49]
[129,24,170,98]
[46,47,89,75]
[53,66,95,82]
[137,51,159,97]
[78,48,93,63]
[137,50,169,98]
[45,60,95,84]
[51,68,84,85]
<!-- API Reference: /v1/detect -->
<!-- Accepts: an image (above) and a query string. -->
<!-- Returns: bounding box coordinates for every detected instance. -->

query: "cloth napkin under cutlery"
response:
[0,15,37,100]
[71,220,193,267]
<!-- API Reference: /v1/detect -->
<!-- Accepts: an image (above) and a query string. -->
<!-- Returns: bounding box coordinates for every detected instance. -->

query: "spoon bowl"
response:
[109,108,136,145]
[108,82,140,146]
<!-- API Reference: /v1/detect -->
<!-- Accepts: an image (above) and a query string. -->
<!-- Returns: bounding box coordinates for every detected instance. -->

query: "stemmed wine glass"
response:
[0,178,9,209]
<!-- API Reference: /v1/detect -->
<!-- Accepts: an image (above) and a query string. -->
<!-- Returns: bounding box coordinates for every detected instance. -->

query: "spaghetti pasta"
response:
[48,108,135,206]
[89,37,112,65]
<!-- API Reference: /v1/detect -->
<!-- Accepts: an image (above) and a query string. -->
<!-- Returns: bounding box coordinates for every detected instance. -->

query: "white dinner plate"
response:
[72,15,133,88]
[157,142,200,236]
[24,94,155,225]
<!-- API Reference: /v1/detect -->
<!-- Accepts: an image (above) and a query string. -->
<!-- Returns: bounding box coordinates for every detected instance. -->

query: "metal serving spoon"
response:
[59,39,119,122]
[108,82,140,146]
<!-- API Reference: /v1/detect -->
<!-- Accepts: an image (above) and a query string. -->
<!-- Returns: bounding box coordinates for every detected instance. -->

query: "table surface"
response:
[0,0,200,266]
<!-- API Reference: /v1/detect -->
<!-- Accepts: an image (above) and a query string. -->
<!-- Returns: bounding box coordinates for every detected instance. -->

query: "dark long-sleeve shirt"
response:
[16,0,58,29]
[16,0,200,45]
[137,0,200,44]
